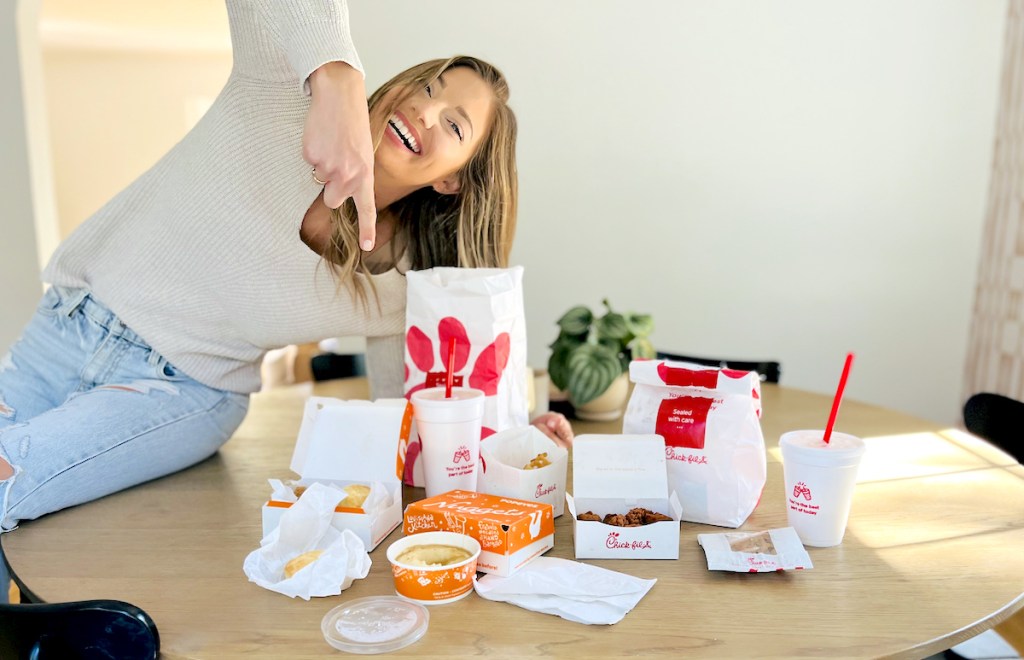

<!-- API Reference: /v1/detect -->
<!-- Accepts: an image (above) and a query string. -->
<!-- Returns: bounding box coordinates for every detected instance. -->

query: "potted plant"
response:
[547,299,655,420]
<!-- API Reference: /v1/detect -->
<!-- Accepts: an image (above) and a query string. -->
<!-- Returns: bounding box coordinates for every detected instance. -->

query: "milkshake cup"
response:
[411,387,485,497]
[779,430,866,547]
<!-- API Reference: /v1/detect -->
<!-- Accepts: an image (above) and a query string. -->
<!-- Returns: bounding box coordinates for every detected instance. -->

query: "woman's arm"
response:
[253,0,377,250]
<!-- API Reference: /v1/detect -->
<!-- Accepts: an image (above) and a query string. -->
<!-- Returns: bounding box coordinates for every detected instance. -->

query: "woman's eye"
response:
[448,119,463,141]
[425,84,432,97]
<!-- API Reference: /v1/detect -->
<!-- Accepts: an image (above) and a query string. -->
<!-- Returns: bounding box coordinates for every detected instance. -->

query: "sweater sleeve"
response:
[366,334,406,400]
[253,0,364,94]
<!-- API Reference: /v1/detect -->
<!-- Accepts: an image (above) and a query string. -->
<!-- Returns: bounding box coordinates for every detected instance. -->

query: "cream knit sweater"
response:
[42,0,406,397]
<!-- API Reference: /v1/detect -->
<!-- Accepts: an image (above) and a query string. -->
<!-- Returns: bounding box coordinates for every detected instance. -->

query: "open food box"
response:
[403,490,554,576]
[478,426,569,517]
[262,397,412,551]
[566,434,682,559]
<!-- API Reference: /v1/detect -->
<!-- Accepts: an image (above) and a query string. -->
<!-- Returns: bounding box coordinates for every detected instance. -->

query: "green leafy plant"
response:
[547,299,655,406]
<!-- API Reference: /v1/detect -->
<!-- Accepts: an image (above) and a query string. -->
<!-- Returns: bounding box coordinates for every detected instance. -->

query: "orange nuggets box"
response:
[403,490,554,576]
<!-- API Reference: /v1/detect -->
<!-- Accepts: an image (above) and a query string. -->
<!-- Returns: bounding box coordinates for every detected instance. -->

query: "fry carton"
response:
[403,490,554,576]
[478,426,569,517]
[262,397,412,551]
[566,434,682,559]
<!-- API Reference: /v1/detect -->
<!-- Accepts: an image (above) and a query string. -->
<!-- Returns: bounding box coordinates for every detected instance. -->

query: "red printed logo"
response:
[793,482,812,500]
[405,317,510,398]
[605,531,653,551]
[656,395,714,450]
[453,446,472,464]
[535,483,556,498]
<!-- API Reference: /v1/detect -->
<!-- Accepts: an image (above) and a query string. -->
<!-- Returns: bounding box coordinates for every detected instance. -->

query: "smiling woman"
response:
[0,0,579,557]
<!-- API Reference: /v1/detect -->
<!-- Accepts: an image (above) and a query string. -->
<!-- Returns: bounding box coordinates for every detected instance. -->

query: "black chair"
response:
[656,351,782,384]
[310,352,367,382]
[1,546,159,659]
[963,392,1024,463]
[0,600,159,660]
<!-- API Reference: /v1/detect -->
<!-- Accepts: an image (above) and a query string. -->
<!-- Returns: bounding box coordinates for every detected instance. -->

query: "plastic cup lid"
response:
[321,596,429,654]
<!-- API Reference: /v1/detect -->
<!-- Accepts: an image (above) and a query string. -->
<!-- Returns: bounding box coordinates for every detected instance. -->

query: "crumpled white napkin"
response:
[473,557,656,624]
[243,482,371,599]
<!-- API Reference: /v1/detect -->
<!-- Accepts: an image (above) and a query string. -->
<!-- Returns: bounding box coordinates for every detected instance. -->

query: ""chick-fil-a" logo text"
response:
[605,531,653,551]
[665,447,709,465]
[535,483,557,498]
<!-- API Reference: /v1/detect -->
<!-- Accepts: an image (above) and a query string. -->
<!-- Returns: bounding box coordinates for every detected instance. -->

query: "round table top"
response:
[4,380,1023,659]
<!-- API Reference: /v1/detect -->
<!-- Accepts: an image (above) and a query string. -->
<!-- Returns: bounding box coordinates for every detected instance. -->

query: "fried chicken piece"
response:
[624,508,647,526]
[577,511,601,522]
[643,510,674,524]
[603,513,628,527]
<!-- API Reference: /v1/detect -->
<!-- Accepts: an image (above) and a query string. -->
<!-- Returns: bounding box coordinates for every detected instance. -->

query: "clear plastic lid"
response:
[321,596,429,654]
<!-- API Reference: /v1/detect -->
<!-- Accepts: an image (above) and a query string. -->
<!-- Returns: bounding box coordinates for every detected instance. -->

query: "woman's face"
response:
[374,66,496,195]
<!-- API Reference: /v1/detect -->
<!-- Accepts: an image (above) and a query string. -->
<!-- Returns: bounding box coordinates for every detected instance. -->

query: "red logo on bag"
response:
[657,363,717,388]
[793,482,812,500]
[405,317,510,399]
[656,396,714,450]
[453,445,472,463]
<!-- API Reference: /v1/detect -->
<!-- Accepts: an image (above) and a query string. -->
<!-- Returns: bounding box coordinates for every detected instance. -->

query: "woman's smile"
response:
[386,111,421,155]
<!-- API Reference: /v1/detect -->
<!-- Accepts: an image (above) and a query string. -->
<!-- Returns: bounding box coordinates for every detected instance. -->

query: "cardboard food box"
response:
[478,426,569,517]
[566,434,682,559]
[403,490,554,576]
[262,397,412,551]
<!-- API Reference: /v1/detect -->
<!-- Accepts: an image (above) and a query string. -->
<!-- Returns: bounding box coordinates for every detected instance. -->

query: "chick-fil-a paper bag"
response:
[623,359,766,528]
[403,267,529,487]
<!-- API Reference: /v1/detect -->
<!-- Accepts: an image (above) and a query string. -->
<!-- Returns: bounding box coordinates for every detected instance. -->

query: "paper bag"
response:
[403,267,529,486]
[623,359,766,527]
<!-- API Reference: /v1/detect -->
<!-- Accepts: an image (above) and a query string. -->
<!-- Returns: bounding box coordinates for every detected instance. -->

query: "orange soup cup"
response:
[386,532,481,605]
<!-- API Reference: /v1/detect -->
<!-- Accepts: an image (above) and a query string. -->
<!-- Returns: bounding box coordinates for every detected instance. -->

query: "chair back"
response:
[963,392,1024,463]
[656,351,782,384]
[0,599,159,659]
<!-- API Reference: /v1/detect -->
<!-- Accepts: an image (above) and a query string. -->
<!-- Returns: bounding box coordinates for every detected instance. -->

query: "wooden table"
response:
[4,380,1024,659]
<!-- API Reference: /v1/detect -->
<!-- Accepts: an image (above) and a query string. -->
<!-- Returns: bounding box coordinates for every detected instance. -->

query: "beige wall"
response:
[43,49,231,236]
[39,0,231,236]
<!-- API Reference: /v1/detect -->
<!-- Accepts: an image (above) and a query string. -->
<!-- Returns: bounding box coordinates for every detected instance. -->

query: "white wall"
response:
[350,0,1005,425]
[2,1,1006,426]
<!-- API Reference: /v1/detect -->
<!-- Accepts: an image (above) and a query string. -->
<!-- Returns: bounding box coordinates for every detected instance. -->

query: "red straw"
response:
[823,352,855,444]
[445,337,457,398]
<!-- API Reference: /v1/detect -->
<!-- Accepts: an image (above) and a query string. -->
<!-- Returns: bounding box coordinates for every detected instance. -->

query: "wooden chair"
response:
[655,351,782,384]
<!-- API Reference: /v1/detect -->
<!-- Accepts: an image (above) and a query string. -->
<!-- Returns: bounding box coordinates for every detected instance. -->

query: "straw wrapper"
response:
[697,527,813,573]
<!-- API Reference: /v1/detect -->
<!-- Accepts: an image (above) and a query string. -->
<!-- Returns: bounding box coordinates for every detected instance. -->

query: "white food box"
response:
[566,434,682,559]
[477,426,569,517]
[261,397,412,551]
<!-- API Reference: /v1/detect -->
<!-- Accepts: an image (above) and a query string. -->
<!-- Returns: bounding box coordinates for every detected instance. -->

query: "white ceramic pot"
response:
[572,373,629,421]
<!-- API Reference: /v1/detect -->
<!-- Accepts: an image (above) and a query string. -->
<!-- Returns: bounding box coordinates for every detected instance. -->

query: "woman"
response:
[0,0,570,533]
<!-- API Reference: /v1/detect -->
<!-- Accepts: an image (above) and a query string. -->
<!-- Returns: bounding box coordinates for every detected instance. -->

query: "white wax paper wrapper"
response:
[473,557,656,624]
[244,482,371,599]
[267,478,391,511]
[697,527,813,572]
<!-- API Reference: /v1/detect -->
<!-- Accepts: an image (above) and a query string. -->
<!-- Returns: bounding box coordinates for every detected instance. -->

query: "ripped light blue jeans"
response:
[0,286,249,535]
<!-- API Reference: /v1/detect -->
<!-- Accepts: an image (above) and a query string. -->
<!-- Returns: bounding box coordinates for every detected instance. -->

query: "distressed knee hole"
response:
[0,396,12,420]
[0,457,12,481]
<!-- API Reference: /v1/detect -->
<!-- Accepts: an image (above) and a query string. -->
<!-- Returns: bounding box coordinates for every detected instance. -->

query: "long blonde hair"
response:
[324,56,518,303]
